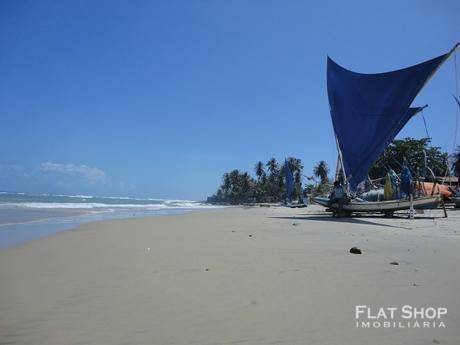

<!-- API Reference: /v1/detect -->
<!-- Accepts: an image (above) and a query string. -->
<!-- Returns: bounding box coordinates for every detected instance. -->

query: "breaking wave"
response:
[0,192,215,210]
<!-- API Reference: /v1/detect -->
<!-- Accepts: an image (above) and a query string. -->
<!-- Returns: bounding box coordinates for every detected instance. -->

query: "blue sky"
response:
[0,0,459,200]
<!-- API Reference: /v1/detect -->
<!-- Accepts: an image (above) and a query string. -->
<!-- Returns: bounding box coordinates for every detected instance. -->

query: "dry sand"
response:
[1,206,460,345]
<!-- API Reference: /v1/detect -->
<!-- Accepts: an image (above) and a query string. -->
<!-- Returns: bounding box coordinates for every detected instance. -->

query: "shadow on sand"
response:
[268,214,431,230]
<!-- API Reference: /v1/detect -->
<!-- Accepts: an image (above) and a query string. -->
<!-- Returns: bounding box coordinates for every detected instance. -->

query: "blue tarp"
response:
[284,160,294,202]
[400,165,413,195]
[327,51,453,190]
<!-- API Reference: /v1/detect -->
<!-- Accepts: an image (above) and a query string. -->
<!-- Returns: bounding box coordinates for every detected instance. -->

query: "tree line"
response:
[206,157,302,204]
[207,138,457,204]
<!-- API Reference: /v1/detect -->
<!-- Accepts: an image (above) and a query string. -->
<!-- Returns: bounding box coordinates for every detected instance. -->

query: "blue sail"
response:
[392,106,427,140]
[284,160,294,201]
[327,47,456,189]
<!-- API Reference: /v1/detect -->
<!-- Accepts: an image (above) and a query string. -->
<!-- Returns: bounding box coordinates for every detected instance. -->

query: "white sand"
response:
[1,206,460,345]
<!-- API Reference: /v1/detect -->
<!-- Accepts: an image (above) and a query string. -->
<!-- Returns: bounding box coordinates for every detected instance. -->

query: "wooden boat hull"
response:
[313,195,440,213]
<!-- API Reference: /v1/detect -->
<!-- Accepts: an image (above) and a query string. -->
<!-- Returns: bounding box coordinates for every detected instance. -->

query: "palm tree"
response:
[314,160,329,184]
[222,173,231,194]
[240,172,252,198]
[294,171,301,184]
[287,157,303,175]
[254,161,265,181]
[254,161,266,202]
[266,158,279,176]
[265,158,281,200]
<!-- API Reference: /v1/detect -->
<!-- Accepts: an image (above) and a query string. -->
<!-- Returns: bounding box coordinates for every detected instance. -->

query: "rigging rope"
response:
[455,49,459,99]
[421,108,431,140]
[454,50,459,151]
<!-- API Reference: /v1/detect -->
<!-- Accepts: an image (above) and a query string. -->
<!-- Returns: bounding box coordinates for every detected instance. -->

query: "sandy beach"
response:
[1,206,460,345]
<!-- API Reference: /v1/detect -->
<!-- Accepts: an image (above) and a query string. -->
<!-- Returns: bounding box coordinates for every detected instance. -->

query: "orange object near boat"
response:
[417,182,453,201]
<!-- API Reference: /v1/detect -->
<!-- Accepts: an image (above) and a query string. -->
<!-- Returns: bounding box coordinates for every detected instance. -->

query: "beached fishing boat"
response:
[313,43,459,216]
[314,195,440,216]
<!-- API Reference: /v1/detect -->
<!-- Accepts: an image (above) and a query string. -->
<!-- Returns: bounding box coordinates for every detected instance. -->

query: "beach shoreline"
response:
[0,207,92,226]
[1,206,460,344]
[0,207,221,251]
[0,191,224,249]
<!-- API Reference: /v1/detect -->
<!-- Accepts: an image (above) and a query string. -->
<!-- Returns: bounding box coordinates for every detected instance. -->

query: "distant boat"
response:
[313,43,459,216]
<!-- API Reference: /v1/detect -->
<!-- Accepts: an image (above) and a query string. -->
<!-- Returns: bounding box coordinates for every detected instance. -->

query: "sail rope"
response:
[454,49,459,151]
[421,108,431,140]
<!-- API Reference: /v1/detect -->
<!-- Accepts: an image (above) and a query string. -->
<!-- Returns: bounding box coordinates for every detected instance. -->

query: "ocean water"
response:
[0,192,220,249]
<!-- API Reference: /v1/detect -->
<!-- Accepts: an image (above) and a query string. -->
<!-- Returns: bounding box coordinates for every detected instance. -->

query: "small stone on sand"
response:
[390,261,399,265]
[349,247,362,254]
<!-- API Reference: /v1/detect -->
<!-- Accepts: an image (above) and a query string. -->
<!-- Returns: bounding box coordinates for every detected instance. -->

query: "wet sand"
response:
[0,207,89,226]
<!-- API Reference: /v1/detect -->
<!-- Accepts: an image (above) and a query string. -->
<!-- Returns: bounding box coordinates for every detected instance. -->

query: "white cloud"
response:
[40,162,106,182]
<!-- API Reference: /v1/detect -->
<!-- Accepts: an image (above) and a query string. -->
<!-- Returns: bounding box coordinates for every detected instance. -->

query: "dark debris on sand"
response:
[349,247,362,254]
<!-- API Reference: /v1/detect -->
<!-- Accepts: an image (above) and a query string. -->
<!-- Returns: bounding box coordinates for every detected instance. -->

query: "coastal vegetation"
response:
[207,138,451,204]
[207,157,305,204]
[451,146,460,177]
[368,138,448,179]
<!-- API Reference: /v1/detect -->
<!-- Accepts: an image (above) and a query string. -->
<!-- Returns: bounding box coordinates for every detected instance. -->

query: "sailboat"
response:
[314,43,459,216]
